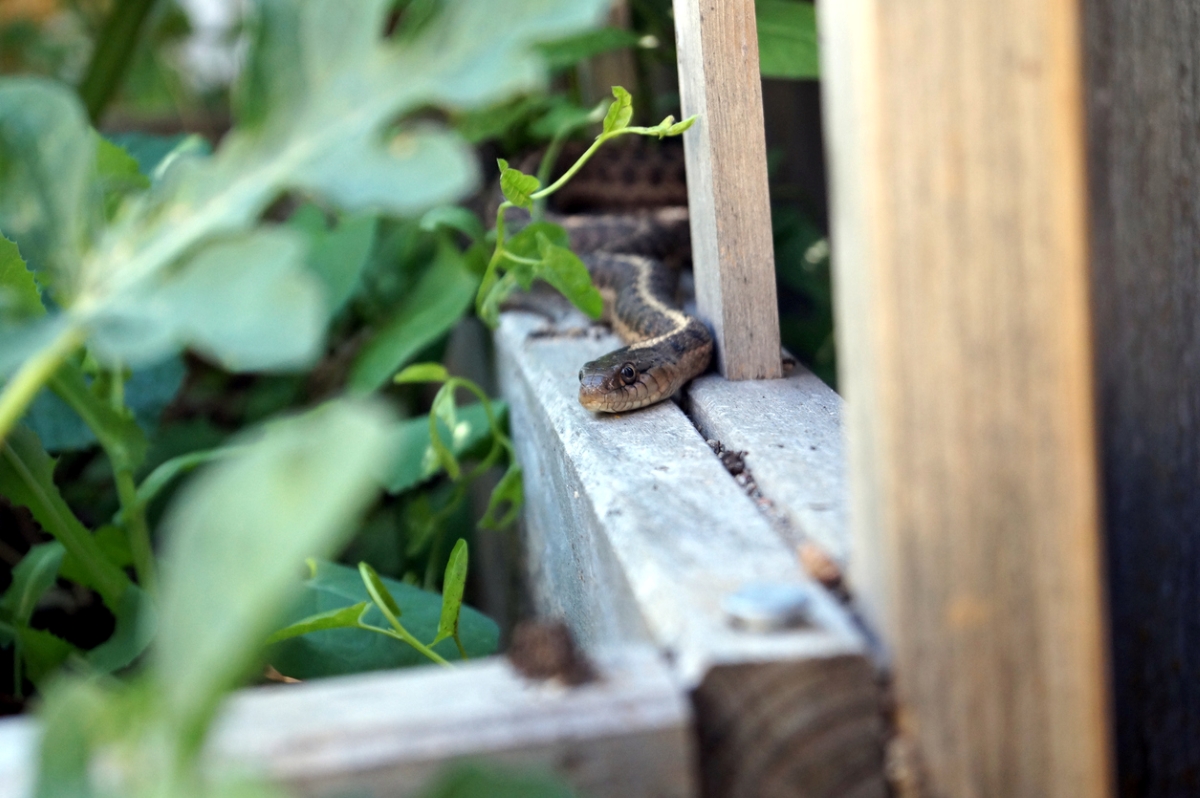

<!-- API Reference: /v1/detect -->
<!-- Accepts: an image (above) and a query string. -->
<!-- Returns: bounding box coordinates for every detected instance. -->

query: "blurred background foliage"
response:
[0,0,829,707]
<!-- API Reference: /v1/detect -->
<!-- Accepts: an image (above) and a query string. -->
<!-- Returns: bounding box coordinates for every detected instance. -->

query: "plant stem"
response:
[0,326,85,448]
[377,625,451,667]
[530,135,609,200]
[77,0,159,123]
[115,468,157,595]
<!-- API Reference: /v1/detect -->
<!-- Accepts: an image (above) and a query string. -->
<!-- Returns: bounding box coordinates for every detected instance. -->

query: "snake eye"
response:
[619,364,637,385]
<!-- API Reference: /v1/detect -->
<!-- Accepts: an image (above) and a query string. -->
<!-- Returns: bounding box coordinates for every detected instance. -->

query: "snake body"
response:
[511,142,713,413]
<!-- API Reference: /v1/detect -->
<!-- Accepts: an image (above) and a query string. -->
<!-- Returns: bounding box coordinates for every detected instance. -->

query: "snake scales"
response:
[514,140,713,413]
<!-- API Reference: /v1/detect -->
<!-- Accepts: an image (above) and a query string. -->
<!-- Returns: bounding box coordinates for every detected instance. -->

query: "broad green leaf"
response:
[601,85,633,134]
[419,762,577,798]
[534,233,603,318]
[154,399,395,740]
[394,363,451,385]
[454,95,548,144]
[529,97,605,139]
[433,539,468,647]
[420,206,485,243]
[0,541,64,625]
[0,78,94,298]
[756,0,820,79]
[349,242,477,394]
[268,560,498,679]
[59,525,132,588]
[536,27,643,72]
[288,204,378,314]
[497,158,540,210]
[480,462,523,530]
[383,401,504,494]
[88,228,326,372]
[0,236,44,320]
[506,221,570,258]
[265,602,369,644]
[103,131,201,177]
[0,426,130,608]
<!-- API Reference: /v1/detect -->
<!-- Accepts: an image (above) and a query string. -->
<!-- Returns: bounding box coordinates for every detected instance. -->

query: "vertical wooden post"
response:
[672,0,782,381]
[820,1,1114,796]
[1082,2,1200,791]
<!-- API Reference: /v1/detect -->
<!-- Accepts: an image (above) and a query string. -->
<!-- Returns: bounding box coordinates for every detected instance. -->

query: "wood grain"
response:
[819,0,1113,795]
[671,0,781,381]
[1082,2,1200,793]
[494,309,885,797]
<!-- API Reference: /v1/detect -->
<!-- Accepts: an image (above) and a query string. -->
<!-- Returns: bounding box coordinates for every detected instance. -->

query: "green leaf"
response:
[85,585,155,674]
[666,115,698,136]
[534,233,603,319]
[48,361,147,469]
[497,158,540,210]
[536,27,643,72]
[266,602,369,644]
[394,363,451,385]
[480,462,523,530]
[34,677,115,798]
[359,561,403,619]
[94,135,149,220]
[154,399,395,741]
[58,525,132,591]
[0,236,44,320]
[0,541,64,625]
[433,539,468,647]
[0,426,131,608]
[19,627,77,684]
[419,762,577,798]
[103,131,202,177]
[756,0,820,79]
[349,242,477,394]
[420,206,485,243]
[529,98,603,139]
[267,560,498,679]
[88,228,327,372]
[454,95,548,144]
[288,204,378,314]
[428,385,461,480]
[602,85,633,134]
[383,401,504,494]
[0,78,95,296]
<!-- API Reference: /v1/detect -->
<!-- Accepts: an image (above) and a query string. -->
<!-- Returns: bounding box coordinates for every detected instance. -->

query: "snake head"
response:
[578,347,673,413]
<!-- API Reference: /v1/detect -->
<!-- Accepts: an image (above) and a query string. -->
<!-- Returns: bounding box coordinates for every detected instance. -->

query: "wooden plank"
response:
[1082,1,1200,790]
[819,1,1113,796]
[495,309,886,798]
[671,0,781,381]
[684,363,849,566]
[0,647,693,798]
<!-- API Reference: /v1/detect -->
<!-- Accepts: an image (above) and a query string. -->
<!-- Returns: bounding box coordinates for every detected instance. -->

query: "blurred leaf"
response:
[0,236,44,320]
[756,0,819,79]
[420,206,485,243]
[0,541,64,625]
[454,95,547,144]
[85,585,155,674]
[480,462,523,530]
[419,762,577,798]
[59,525,132,586]
[88,228,326,372]
[529,98,601,139]
[497,158,539,210]
[288,204,378,314]
[383,401,503,494]
[268,560,498,679]
[48,361,147,468]
[94,135,149,220]
[266,602,368,644]
[601,86,632,134]
[395,363,451,384]
[433,539,468,647]
[534,233,603,318]
[536,27,642,71]
[18,627,77,684]
[0,78,94,296]
[359,561,403,618]
[34,677,114,798]
[103,131,201,177]
[0,426,130,608]
[349,242,477,394]
[154,399,395,743]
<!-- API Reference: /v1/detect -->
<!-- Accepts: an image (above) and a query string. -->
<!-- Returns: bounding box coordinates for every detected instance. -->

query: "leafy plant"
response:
[756,0,820,80]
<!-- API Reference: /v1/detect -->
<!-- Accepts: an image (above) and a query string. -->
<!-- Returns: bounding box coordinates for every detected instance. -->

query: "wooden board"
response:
[495,309,885,798]
[0,647,693,798]
[819,1,1113,795]
[671,0,781,381]
[1082,1,1200,790]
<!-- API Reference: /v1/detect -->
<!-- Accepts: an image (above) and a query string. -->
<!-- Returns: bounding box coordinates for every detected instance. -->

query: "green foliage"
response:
[536,27,644,72]
[757,0,820,80]
[267,558,499,678]
[420,762,578,798]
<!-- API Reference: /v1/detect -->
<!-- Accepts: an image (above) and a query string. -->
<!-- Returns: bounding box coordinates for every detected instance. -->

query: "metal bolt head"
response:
[723,583,812,632]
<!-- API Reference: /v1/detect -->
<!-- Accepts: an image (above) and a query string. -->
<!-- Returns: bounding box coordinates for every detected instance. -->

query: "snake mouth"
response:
[578,351,671,413]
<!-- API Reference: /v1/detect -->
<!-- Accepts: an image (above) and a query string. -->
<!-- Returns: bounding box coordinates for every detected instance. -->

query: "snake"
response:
[515,141,714,414]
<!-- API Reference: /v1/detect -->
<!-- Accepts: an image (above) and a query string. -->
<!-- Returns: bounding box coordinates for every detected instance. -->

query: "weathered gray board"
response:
[495,309,885,798]
[0,647,691,798]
